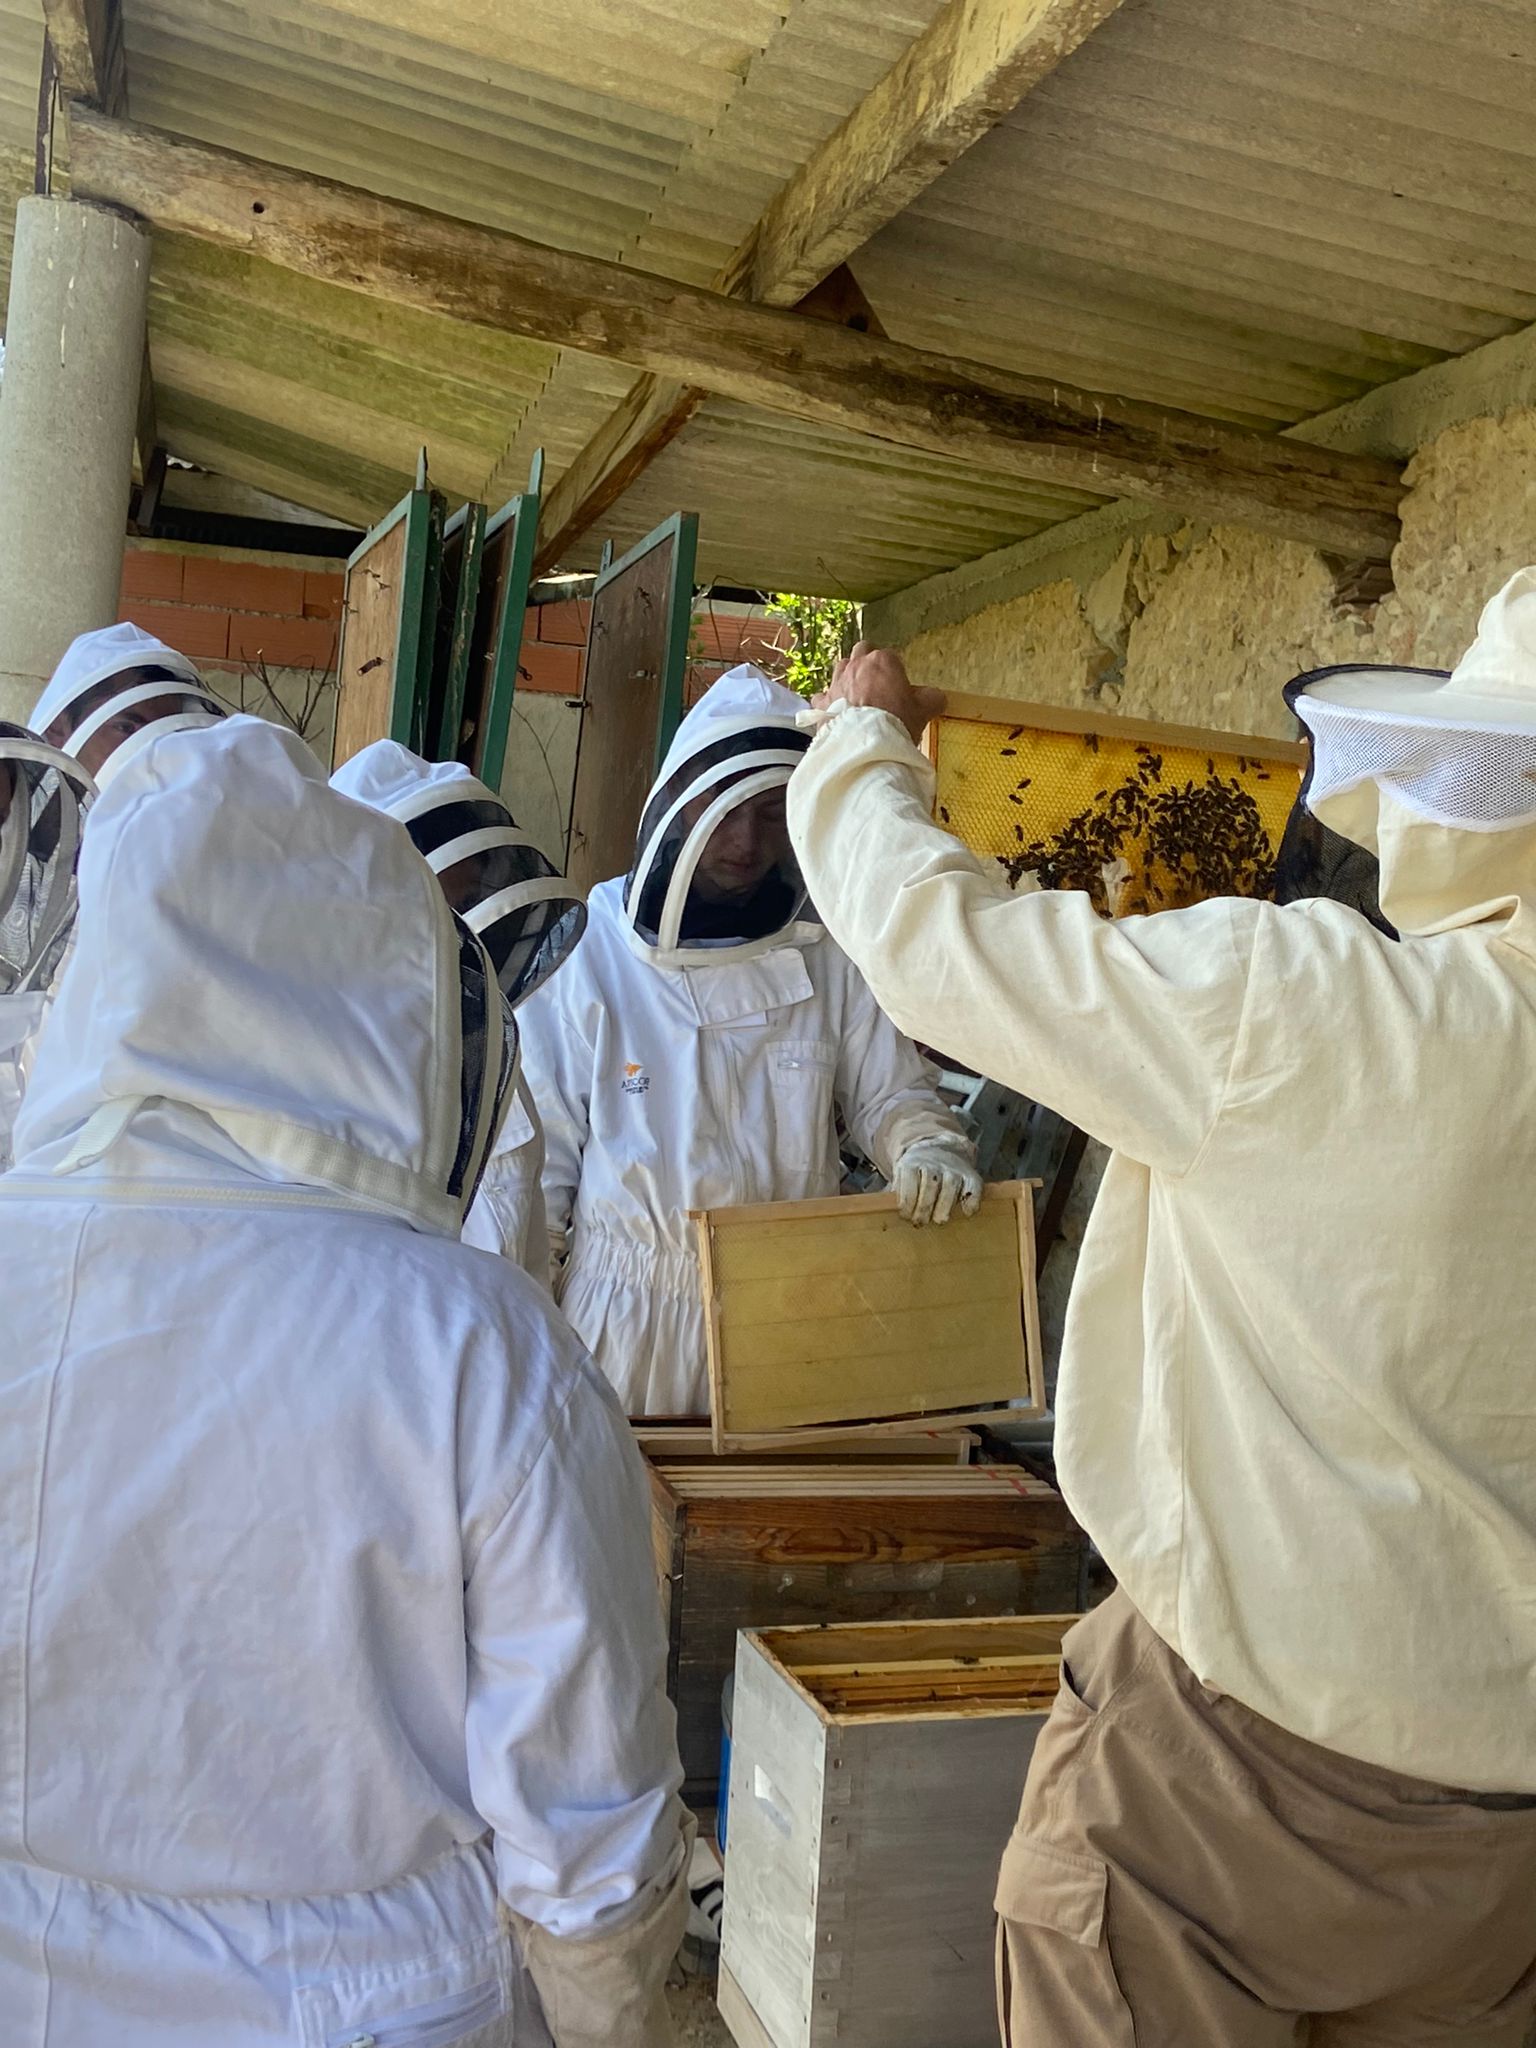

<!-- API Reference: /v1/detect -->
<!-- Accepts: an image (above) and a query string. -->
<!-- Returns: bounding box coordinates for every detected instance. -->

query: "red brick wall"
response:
[120,546,793,702]
[511,595,790,703]
[119,547,343,675]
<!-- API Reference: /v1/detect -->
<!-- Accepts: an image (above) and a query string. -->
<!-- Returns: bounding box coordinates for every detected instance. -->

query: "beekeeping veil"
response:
[0,723,96,996]
[622,664,815,969]
[331,742,586,1008]
[1285,567,1536,938]
[1273,698,1397,935]
[32,622,227,786]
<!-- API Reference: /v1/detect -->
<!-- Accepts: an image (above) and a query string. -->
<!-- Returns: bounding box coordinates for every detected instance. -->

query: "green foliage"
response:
[765,592,860,697]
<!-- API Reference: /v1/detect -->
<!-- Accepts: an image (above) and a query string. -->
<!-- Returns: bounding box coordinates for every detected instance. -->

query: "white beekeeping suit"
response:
[519,664,980,1417]
[0,715,688,2048]
[332,741,586,1288]
[0,724,95,1170]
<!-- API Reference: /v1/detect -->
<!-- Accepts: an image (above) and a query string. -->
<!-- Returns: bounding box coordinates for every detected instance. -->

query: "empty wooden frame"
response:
[694,1181,1044,1452]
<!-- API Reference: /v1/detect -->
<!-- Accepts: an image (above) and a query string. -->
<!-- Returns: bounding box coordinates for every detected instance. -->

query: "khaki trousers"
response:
[996,1591,1536,2047]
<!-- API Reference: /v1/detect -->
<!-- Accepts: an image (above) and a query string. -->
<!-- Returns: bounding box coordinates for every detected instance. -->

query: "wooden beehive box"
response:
[648,1458,1086,1801]
[719,1615,1075,2048]
[632,1422,976,1464]
[695,1182,1044,1453]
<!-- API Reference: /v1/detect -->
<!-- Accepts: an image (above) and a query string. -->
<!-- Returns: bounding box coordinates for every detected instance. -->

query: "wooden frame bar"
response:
[929,689,1307,765]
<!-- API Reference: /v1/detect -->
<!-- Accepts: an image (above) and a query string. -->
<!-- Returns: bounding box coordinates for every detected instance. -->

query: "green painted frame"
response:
[591,508,698,772]
[475,449,544,792]
[435,499,488,761]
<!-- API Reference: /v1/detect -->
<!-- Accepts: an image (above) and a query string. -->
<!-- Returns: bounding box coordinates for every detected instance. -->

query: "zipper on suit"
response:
[330,1974,502,2048]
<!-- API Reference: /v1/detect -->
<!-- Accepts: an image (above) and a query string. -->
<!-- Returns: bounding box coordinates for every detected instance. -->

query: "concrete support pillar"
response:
[0,196,149,724]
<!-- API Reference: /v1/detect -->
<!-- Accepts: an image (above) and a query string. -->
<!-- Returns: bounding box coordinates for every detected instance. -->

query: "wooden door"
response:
[331,477,444,769]
[565,510,698,894]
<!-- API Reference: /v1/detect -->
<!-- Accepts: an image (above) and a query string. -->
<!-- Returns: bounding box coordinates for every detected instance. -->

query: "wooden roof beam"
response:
[42,0,126,112]
[68,110,1404,561]
[532,0,1131,568]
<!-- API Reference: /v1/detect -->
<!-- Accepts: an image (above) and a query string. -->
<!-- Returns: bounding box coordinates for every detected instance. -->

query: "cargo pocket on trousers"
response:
[294,1935,513,2048]
[994,1835,1135,2048]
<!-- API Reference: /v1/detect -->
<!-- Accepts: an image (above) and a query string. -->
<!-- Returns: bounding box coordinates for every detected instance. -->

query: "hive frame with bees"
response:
[924,691,1306,917]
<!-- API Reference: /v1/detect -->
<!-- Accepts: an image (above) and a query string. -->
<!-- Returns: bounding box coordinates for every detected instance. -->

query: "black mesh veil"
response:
[402,792,586,1010]
[0,723,95,995]
[623,722,812,957]
[1278,674,1397,937]
[448,915,516,1210]
[58,668,228,783]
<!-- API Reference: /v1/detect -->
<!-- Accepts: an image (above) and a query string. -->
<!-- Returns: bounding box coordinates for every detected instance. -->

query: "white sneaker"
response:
[686,1834,724,1948]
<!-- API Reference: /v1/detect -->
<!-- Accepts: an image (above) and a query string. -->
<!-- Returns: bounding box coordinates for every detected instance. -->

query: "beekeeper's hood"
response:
[0,723,95,995]
[1288,568,1536,938]
[33,621,226,786]
[332,740,586,1007]
[622,663,815,969]
[9,716,511,1235]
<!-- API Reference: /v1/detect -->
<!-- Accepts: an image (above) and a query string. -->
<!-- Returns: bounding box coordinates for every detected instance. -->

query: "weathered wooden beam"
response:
[42,0,125,112]
[749,0,1129,307]
[532,268,888,572]
[532,0,1128,566]
[533,378,704,574]
[69,111,1404,560]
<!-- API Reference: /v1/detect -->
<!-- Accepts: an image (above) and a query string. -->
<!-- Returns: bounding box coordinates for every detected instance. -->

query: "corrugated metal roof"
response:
[855,0,1536,429]
[0,0,43,150]
[1,0,1535,591]
[568,398,1102,596]
[111,0,971,554]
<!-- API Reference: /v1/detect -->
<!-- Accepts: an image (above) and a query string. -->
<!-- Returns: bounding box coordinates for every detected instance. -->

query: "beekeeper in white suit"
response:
[0,722,94,1169]
[519,663,982,1417]
[32,617,229,778]
[2,622,231,1126]
[787,610,1536,2047]
[332,740,586,1284]
[0,714,689,2047]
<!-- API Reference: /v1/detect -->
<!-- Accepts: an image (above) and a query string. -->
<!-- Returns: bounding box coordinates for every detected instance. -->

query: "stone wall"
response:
[873,405,1536,740]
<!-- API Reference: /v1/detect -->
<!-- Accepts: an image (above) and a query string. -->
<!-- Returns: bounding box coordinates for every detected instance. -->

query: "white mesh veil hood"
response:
[622,663,814,968]
[11,715,496,1235]
[1293,569,1536,937]
[330,739,481,818]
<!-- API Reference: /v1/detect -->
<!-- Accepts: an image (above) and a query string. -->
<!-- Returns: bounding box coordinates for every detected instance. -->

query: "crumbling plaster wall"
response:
[881,407,1536,737]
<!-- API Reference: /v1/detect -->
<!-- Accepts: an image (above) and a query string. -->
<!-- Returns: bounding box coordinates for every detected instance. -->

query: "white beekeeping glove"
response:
[892,1134,984,1226]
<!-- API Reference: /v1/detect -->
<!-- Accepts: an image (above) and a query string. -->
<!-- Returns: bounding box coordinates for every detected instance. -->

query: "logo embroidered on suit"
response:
[621,1063,651,1097]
